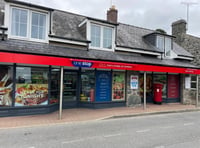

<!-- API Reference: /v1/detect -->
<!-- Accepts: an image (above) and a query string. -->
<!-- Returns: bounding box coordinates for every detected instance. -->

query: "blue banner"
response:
[95,71,112,102]
[72,61,93,68]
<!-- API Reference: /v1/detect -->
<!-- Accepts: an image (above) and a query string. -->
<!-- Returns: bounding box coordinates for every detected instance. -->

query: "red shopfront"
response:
[0,52,199,116]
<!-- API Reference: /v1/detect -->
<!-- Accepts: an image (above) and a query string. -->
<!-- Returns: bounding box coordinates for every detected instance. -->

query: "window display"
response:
[95,71,111,102]
[63,71,77,101]
[112,71,125,101]
[153,74,167,98]
[15,67,48,106]
[0,65,13,107]
[167,75,179,98]
[80,70,95,102]
[139,74,153,99]
[50,68,60,104]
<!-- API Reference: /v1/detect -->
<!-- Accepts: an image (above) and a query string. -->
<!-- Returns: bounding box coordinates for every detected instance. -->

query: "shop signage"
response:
[0,74,12,107]
[167,75,179,98]
[72,61,93,68]
[1,52,200,74]
[130,75,138,89]
[95,71,111,102]
[15,84,48,106]
[185,77,191,89]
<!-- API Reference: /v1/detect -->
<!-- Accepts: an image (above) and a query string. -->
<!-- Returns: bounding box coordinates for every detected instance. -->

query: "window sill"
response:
[8,36,48,44]
[89,46,114,52]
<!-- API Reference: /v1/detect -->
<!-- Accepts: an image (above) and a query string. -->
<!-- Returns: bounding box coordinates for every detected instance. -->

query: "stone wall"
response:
[172,20,200,106]
[181,75,197,105]
[126,71,141,107]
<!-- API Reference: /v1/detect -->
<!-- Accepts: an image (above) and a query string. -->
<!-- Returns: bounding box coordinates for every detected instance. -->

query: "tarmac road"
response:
[1,111,200,148]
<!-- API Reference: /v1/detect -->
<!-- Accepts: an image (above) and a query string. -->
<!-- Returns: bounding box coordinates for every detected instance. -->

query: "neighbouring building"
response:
[172,20,200,105]
[0,0,199,117]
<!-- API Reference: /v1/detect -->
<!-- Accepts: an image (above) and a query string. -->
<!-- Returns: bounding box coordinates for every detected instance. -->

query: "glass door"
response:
[63,71,78,101]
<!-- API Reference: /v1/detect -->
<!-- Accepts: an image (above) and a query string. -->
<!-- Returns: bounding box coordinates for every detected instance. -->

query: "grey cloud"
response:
[22,0,200,37]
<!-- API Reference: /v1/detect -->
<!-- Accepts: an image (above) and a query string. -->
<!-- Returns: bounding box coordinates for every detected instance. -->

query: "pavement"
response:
[0,103,199,129]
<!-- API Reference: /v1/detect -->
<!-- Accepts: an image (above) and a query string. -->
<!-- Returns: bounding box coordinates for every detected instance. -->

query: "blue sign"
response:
[96,71,111,102]
[72,61,93,68]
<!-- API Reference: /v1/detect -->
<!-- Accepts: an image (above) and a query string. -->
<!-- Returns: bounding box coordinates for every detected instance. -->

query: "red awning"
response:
[0,52,199,74]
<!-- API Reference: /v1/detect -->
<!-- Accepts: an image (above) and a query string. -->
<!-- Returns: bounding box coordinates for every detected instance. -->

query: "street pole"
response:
[143,72,146,110]
[196,75,199,108]
[59,66,64,120]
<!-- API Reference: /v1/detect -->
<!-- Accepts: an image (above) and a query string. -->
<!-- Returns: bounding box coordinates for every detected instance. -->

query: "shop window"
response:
[191,75,197,89]
[153,74,167,98]
[10,7,48,41]
[63,71,78,101]
[80,70,95,102]
[139,74,153,100]
[15,67,48,106]
[0,65,13,107]
[50,68,60,104]
[112,71,125,101]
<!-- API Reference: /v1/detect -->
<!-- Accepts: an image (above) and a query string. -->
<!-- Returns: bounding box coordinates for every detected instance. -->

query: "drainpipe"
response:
[59,66,64,120]
[196,75,199,108]
[143,72,147,110]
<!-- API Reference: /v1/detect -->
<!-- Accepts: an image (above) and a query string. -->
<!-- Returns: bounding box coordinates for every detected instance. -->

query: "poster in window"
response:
[15,84,48,106]
[96,71,111,102]
[167,75,179,98]
[0,74,13,107]
[112,72,125,101]
[185,77,191,89]
[130,75,138,89]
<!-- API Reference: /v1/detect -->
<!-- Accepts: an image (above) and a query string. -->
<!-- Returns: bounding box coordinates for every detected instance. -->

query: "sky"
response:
[21,0,200,37]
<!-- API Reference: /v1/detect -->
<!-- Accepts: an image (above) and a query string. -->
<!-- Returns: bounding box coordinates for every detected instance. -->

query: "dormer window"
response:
[10,7,48,42]
[156,35,172,57]
[90,23,114,50]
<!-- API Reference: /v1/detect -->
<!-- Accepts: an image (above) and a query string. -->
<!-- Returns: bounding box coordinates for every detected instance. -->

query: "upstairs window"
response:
[10,7,47,41]
[156,36,164,51]
[31,12,46,40]
[156,35,172,57]
[11,8,28,37]
[90,24,113,50]
[165,37,171,57]
[91,24,101,47]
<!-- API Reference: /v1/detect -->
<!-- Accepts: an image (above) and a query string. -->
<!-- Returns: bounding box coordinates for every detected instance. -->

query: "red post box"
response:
[153,83,163,104]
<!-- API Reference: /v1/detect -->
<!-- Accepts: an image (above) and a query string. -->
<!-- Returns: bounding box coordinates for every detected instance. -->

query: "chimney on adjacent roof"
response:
[172,19,187,36]
[107,5,118,23]
[172,19,187,44]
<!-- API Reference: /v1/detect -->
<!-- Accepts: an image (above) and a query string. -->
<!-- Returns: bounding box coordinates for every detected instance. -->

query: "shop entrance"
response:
[63,71,78,108]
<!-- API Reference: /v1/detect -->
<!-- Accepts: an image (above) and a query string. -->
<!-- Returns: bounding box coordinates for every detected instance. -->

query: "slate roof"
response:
[0,39,197,69]
[52,10,193,57]
[0,0,195,68]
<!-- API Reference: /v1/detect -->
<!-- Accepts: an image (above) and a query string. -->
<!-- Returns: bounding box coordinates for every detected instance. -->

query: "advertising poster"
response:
[167,75,179,98]
[0,74,12,107]
[185,77,191,89]
[15,84,48,106]
[130,75,138,89]
[95,71,111,102]
[112,72,125,100]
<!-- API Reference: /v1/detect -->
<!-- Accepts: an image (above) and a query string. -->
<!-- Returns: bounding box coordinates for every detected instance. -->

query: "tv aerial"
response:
[181,1,198,30]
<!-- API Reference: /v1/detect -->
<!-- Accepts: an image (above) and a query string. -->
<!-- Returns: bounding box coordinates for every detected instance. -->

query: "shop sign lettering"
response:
[130,75,138,89]
[72,61,93,68]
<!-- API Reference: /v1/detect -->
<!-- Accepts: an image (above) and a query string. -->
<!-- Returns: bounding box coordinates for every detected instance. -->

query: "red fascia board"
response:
[0,52,199,74]
[0,52,72,66]
[71,58,200,74]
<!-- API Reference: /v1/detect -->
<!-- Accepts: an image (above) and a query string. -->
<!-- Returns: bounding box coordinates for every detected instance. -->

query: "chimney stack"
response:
[172,19,187,44]
[172,19,187,36]
[107,5,118,23]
